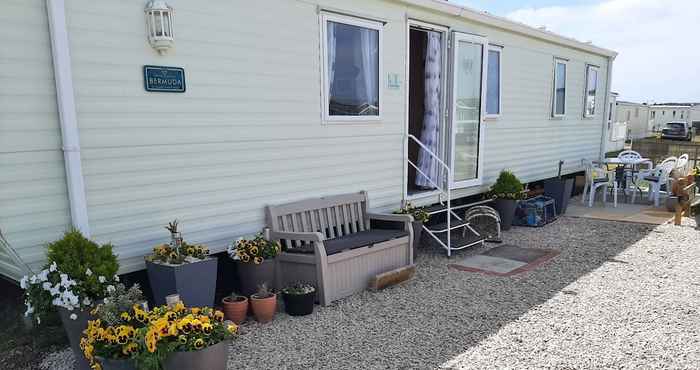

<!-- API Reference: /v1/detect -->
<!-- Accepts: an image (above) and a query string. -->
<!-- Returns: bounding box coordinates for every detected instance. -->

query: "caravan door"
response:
[449,32,487,189]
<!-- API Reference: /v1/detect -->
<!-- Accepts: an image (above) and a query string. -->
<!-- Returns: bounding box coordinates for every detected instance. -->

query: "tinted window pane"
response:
[327,21,379,116]
[486,49,500,115]
[554,62,566,115]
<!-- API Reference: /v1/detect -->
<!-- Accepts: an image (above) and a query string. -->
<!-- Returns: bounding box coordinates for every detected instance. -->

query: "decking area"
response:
[37,217,700,369]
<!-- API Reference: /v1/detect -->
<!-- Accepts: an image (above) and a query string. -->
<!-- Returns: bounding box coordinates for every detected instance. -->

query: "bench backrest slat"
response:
[266,191,370,239]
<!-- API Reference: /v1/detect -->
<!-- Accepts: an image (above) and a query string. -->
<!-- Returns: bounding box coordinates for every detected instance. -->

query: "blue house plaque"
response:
[143,65,186,92]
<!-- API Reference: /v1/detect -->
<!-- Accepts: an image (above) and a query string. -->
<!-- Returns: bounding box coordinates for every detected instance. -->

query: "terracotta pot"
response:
[221,296,248,324]
[250,293,277,323]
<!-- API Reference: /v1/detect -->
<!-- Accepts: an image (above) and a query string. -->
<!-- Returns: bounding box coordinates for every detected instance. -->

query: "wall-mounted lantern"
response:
[145,0,174,55]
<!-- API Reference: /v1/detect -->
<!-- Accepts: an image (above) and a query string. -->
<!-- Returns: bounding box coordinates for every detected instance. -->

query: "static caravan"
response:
[616,101,651,140]
[0,0,616,280]
[649,104,694,132]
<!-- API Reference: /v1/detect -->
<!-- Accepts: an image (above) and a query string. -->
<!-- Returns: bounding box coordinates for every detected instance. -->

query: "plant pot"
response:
[666,196,680,212]
[282,292,315,316]
[235,259,275,298]
[96,357,137,370]
[543,177,574,215]
[695,213,700,228]
[250,293,277,323]
[411,220,423,253]
[57,307,92,370]
[146,258,217,307]
[221,296,248,324]
[493,198,518,231]
[163,340,228,370]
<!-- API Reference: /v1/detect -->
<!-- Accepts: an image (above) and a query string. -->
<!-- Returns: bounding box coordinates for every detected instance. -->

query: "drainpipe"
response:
[46,0,91,237]
[599,54,616,161]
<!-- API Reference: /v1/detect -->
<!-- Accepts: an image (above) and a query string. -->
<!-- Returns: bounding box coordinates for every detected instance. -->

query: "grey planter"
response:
[163,340,229,370]
[146,258,217,307]
[411,220,423,253]
[493,199,518,231]
[57,307,92,370]
[544,177,574,215]
[236,259,275,297]
[96,357,137,370]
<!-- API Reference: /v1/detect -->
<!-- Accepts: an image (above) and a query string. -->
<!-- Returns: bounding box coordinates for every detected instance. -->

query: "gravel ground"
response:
[38,217,700,369]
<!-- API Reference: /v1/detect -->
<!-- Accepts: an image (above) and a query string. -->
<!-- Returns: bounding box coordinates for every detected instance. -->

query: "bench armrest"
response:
[267,230,325,243]
[367,212,414,223]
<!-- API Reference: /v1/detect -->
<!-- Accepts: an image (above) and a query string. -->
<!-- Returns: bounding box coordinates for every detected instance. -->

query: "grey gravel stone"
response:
[39,217,700,369]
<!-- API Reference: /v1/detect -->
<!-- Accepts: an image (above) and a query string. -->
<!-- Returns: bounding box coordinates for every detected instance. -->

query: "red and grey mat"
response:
[449,245,559,276]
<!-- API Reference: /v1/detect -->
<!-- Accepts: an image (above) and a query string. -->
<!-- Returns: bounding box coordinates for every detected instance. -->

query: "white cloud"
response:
[506,0,700,103]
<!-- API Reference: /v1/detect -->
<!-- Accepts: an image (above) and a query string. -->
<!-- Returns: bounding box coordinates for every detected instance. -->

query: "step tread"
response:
[426,218,470,232]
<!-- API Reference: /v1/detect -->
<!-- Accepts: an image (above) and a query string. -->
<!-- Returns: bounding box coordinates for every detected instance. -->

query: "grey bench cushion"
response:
[285,229,409,256]
[644,175,660,182]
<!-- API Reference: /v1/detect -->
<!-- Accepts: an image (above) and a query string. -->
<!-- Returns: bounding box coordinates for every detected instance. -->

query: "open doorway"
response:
[407,25,445,197]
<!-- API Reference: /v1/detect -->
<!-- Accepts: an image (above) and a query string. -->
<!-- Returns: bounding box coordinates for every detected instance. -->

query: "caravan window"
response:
[485,46,502,116]
[552,59,567,117]
[321,13,382,121]
[584,65,598,117]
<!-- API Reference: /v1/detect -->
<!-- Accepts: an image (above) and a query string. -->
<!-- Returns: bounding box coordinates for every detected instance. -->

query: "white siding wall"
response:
[0,0,614,277]
[650,107,691,131]
[0,0,72,280]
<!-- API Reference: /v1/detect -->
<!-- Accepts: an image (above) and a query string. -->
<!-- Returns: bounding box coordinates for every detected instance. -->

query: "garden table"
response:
[603,157,653,203]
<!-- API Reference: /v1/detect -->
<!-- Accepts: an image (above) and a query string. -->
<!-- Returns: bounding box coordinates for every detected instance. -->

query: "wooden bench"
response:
[265,191,413,306]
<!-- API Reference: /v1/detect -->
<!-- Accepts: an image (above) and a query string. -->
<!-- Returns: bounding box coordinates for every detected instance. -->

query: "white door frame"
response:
[403,19,449,201]
[449,31,488,189]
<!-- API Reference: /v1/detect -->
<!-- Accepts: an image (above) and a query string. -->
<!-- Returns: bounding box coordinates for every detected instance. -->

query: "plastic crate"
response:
[513,195,557,227]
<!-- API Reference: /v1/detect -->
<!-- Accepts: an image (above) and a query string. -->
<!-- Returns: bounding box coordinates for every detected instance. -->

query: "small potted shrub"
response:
[249,283,276,323]
[227,234,280,297]
[221,293,248,324]
[81,284,145,370]
[489,170,525,230]
[21,229,119,370]
[394,202,429,252]
[145,220,217,307]
[281,282,316,316]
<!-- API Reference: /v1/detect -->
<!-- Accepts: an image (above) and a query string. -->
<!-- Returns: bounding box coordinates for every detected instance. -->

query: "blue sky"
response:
[449,0,700,103]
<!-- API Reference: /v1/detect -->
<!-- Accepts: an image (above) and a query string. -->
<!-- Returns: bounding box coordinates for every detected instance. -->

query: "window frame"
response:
[484,45,502,119]
[552,58,568,118]
[320,12,384,124]
[583,64,599,118]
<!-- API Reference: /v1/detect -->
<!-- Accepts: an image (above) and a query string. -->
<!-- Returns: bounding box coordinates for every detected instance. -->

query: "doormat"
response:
[449,245,559,276]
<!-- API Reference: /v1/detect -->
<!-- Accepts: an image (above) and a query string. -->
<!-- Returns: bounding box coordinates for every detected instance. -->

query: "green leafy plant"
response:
[394,202,430,223]
[91,283,145,327]
[489,170,526,200]
[281,282,316,295]
[21,229,119,325]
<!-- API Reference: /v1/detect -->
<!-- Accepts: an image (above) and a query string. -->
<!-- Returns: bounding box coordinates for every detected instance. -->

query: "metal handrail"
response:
[407,134,453,255]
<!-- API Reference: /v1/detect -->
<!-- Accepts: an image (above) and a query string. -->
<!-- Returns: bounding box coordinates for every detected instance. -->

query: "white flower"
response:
[24,303,34,317]
[85,268,92,276]
[36,317,41,325]
[98,276,106,283]
[83,297,91,306]
[42,282,52,291]
[38,269,49,282]
[30,275,37,284]
[69,313,77,320]
[103,298,109,304]
[20,276,28,289]
[106,285,115,293]
[49,261,57,272]
[113,275,119,282]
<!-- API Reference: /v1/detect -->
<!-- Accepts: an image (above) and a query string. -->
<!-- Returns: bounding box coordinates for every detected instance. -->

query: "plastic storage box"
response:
[513,195,557,227]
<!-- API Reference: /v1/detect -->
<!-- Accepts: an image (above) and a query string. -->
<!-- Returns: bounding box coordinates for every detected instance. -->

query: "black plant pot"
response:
[236,259,275,298]
[493,199,518,231]
[544,177,574,215]
[146,258,217,307]
[282,292,315,316]
[57,307,92,370]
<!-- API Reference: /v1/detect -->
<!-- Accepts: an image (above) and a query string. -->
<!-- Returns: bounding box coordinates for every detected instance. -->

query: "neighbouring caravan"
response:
[0,0,616,280]
[648,104,698,132]
[615,101,651,140]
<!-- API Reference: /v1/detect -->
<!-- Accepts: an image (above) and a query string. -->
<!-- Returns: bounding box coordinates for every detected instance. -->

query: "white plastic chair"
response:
[634,156,677,207]
[617,150,641,160]
[581,159,618,208]
[676,154,689,176]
